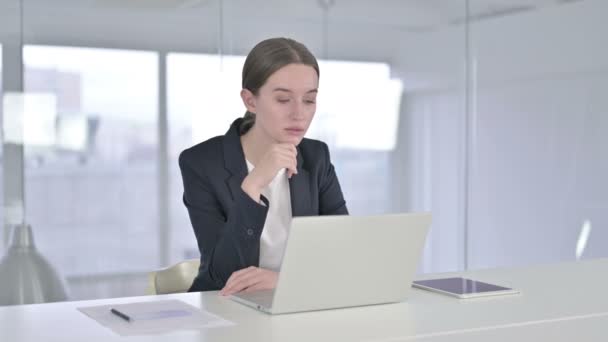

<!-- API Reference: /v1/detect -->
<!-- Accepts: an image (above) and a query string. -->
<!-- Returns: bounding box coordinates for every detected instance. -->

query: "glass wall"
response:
[1,0,605,303]
[0,44,3,256]
[467,0,608,268]
[0,0,20,258]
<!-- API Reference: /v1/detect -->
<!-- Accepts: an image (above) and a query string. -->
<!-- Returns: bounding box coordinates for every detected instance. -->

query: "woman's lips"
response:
[285,128,305,135]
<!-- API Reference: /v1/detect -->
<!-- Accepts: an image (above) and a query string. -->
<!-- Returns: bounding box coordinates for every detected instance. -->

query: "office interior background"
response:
[0,0,606,302]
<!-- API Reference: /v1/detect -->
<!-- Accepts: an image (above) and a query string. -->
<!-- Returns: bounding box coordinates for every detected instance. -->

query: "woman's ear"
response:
[240,89,257,114]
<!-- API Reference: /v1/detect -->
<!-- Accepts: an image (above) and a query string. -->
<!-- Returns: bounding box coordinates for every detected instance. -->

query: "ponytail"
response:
[240,111,256,135]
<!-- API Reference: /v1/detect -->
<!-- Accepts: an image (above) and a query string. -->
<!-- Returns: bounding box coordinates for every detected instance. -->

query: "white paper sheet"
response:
[78,299,234,336]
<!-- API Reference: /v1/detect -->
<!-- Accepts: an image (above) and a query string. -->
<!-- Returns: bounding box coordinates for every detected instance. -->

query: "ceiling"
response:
[8,0,585,32]
[0,0,588,66]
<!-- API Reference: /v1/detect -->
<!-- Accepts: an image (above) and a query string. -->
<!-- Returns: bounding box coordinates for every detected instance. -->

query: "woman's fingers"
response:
[220,268,278,296]
[220,267,256,295]
[223,274,263,296]
[242,282,269,293]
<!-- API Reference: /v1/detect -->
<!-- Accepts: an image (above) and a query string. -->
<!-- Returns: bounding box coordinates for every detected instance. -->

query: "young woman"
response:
[179,37,348,295]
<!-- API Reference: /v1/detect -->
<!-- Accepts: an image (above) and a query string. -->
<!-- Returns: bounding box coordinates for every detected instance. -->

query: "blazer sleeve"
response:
[179,150,269,291]
[318,143,349,215]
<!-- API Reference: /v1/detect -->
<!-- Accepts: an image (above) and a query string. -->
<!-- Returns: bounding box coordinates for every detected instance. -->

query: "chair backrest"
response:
[147,259,200,295]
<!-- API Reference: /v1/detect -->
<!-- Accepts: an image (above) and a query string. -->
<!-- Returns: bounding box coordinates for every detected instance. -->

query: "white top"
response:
[246,160,292,271]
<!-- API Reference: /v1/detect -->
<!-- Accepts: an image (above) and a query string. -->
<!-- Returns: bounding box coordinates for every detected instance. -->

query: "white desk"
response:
[415,314,608,342]
[1,258,607,341]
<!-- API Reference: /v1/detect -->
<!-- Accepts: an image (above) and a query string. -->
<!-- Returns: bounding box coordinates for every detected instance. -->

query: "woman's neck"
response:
[240,125,274,166]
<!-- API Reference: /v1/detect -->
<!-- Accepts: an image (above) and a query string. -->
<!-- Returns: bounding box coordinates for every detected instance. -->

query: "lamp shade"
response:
[0,224,68,305]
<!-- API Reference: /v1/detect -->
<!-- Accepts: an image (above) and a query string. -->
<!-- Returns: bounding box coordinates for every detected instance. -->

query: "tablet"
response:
[412,277,520,299]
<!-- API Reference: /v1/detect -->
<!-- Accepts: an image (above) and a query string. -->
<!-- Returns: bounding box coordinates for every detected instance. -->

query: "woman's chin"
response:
[278,134,303,145]
[285,136,303,145]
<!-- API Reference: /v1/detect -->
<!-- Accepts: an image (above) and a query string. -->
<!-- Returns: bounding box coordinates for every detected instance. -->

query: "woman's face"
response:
[243,63,318,145]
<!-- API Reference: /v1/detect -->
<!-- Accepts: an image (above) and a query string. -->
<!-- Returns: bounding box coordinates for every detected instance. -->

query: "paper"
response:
[78,299,234,336]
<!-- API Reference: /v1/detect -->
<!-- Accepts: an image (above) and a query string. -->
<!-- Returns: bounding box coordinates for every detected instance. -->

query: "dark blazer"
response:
[179,118,348,292]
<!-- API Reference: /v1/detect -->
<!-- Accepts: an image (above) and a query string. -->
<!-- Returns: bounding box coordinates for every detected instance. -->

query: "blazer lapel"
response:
[222,119,248,201]
[289,146,312,217]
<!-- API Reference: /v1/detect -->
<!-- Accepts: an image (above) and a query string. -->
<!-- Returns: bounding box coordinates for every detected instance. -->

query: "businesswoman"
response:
[179,37,348,295]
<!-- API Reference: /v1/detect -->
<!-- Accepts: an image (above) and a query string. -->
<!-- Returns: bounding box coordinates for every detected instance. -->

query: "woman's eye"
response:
[277,98,290,103]
[305,99,316,104]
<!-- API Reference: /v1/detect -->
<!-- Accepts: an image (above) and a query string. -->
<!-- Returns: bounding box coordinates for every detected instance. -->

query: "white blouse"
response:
[246,160,293,272]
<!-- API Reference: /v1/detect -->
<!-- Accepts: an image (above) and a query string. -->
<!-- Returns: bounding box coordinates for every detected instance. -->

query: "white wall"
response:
[393,90,466,273]
[471,73,608,268]
[394,0,608,271]
[390,10,468,274]
[470,0,608,268]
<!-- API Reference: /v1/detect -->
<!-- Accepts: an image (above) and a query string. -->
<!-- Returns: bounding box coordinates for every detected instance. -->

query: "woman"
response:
[179,37,348,295]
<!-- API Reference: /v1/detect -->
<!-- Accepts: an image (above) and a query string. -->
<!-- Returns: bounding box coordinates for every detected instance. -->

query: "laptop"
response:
[230,213,431,314]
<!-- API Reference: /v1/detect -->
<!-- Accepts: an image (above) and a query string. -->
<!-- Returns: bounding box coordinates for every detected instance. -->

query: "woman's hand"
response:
[241,143,297,201]
[219,266,279,296]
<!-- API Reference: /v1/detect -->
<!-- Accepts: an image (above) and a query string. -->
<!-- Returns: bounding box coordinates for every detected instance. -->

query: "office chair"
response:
[147,259,200,295]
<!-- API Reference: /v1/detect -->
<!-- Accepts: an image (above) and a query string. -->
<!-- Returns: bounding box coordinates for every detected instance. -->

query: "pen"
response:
[110,308,131,322]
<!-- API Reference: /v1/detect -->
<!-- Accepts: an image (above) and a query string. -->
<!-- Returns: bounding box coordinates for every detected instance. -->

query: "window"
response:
[22,46,159,276]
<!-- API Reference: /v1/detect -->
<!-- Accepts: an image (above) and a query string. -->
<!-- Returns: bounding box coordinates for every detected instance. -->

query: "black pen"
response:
[110,308,131,322]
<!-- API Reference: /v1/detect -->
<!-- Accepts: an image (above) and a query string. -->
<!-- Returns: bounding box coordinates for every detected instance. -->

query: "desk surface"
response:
[418,313,608,342]
[1,258,607,341]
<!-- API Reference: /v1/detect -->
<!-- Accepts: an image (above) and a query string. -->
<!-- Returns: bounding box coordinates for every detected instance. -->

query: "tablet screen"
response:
[413,277,512,295]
